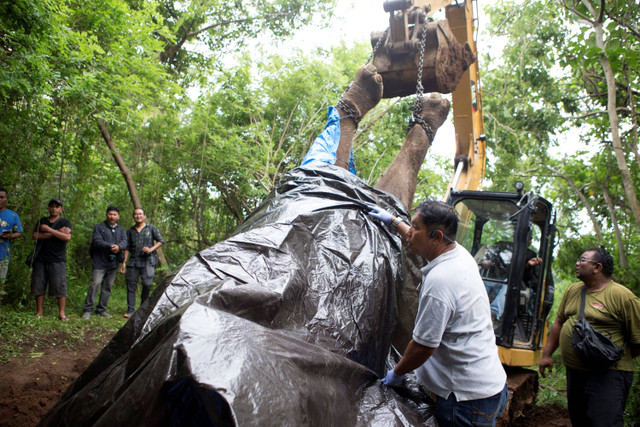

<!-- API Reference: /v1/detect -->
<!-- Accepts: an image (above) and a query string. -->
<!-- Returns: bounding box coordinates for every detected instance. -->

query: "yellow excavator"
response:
[371,0,557,418]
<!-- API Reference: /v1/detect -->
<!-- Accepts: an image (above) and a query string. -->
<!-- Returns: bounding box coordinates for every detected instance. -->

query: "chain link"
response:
[408,10,434,140]
[367,27,389,65]
[415,11,427,103]
[336,99,361,126]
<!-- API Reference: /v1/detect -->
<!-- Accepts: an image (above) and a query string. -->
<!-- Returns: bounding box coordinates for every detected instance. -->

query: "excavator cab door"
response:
[447,189,556,366]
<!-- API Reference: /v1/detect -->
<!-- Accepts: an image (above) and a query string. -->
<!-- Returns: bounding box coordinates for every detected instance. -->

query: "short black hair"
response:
[0,188,7,197]
[584,247,614,277]
[133,208,145,215]
[106,206,120,213]
[414,199,458,240]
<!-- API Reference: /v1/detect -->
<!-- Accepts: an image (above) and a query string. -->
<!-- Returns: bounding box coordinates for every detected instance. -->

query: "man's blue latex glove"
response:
[381,368,404,386]
[368,206,393,224]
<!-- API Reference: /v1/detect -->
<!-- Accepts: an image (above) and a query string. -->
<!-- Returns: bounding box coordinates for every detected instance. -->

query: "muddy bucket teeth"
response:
[371,20,475,98]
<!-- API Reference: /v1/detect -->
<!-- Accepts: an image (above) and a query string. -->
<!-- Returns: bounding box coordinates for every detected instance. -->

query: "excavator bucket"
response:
[371,13,475,98]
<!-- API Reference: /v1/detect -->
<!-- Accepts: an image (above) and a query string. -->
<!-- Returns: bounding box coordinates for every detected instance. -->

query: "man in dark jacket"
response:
[82,206,127,319]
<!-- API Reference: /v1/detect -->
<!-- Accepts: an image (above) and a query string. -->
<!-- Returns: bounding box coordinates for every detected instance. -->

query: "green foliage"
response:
[0,0,341,305]
[154,0,336,76]
[626,362,640,424]
[482,0,640,278]
[537,362,567,407]
[0,288,125,364]
[483,2,640,422]
[482,0,573,193]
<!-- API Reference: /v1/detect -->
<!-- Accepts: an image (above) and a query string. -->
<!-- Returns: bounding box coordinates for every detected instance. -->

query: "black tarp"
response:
[39,163,434,426]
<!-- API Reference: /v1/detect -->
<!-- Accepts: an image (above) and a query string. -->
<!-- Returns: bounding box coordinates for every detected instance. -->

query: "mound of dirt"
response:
[0,330,114,427]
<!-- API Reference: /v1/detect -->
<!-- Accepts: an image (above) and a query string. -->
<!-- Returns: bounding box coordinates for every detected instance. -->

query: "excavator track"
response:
[500,367,539,426]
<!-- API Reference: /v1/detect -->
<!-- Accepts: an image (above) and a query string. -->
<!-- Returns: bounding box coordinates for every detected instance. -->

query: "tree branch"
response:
[543,164,604,240]
[96,119,142,209]
[97,118,168,266]
[562,106,631,120]
[604,8,640,40]
[561,0,594,24]
[597,0,605,23]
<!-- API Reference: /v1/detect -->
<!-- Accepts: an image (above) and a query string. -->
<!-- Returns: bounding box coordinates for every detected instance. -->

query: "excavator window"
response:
[454,198,535,326]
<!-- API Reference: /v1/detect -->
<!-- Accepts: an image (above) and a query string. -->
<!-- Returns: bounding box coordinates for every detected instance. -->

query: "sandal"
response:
[59,316,70,322]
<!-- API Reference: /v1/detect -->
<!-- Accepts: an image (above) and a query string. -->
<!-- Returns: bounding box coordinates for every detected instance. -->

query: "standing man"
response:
[539,247,640,427]
[120,208,164,318]
[369,200,508,426]
[82,206,127,319]
[0,188,23,301]
[32,199,71,321]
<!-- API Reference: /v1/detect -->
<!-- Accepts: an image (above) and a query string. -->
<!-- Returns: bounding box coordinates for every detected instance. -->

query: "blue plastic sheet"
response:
[301,106,356,174]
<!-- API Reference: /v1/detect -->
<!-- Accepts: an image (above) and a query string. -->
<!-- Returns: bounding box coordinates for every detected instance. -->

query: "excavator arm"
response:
[444,1,485,195]
[373,0,485,195]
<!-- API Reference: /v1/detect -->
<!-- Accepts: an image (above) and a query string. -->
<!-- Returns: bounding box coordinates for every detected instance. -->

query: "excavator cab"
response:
[447,183,557,366]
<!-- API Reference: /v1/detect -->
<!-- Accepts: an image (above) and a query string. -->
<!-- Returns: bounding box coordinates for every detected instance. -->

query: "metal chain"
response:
[408,11,434,140]
[337,99,361,126]
[367,27,389,65]
[415,12,427,103]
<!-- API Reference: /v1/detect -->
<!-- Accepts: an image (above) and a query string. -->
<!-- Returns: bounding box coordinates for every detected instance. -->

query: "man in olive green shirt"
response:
[539,247,640,427]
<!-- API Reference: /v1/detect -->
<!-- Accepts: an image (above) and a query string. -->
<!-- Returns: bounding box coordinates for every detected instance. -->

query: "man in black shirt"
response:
[82,206,127,319]
[32,199,72,321]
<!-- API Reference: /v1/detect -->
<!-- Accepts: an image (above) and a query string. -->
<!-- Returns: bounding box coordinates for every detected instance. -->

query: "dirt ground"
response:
[0,330,113,427]
[0,329,571,426]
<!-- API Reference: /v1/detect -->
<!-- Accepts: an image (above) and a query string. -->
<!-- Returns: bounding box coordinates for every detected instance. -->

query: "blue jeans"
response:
[484,281,507,320]
[83,268,117,314]
[435,383,509,427]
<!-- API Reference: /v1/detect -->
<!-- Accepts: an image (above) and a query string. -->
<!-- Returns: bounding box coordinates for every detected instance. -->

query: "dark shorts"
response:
[31,261,67,297]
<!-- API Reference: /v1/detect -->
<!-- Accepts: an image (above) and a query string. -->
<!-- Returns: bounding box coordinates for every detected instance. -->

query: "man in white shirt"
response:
[369,199,508,426]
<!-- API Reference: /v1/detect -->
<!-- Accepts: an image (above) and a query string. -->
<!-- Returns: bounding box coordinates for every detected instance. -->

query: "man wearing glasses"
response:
[539,247,640,427]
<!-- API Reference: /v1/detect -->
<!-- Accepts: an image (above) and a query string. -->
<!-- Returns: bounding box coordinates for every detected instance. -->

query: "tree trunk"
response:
[96,118,168,267]
[601,182,627,268]
[623,34,640,171]
[545,165,604,241]
[582,0,640,231]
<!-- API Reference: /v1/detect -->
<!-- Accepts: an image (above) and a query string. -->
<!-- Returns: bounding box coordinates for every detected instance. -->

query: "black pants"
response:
[566,367,634,427]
